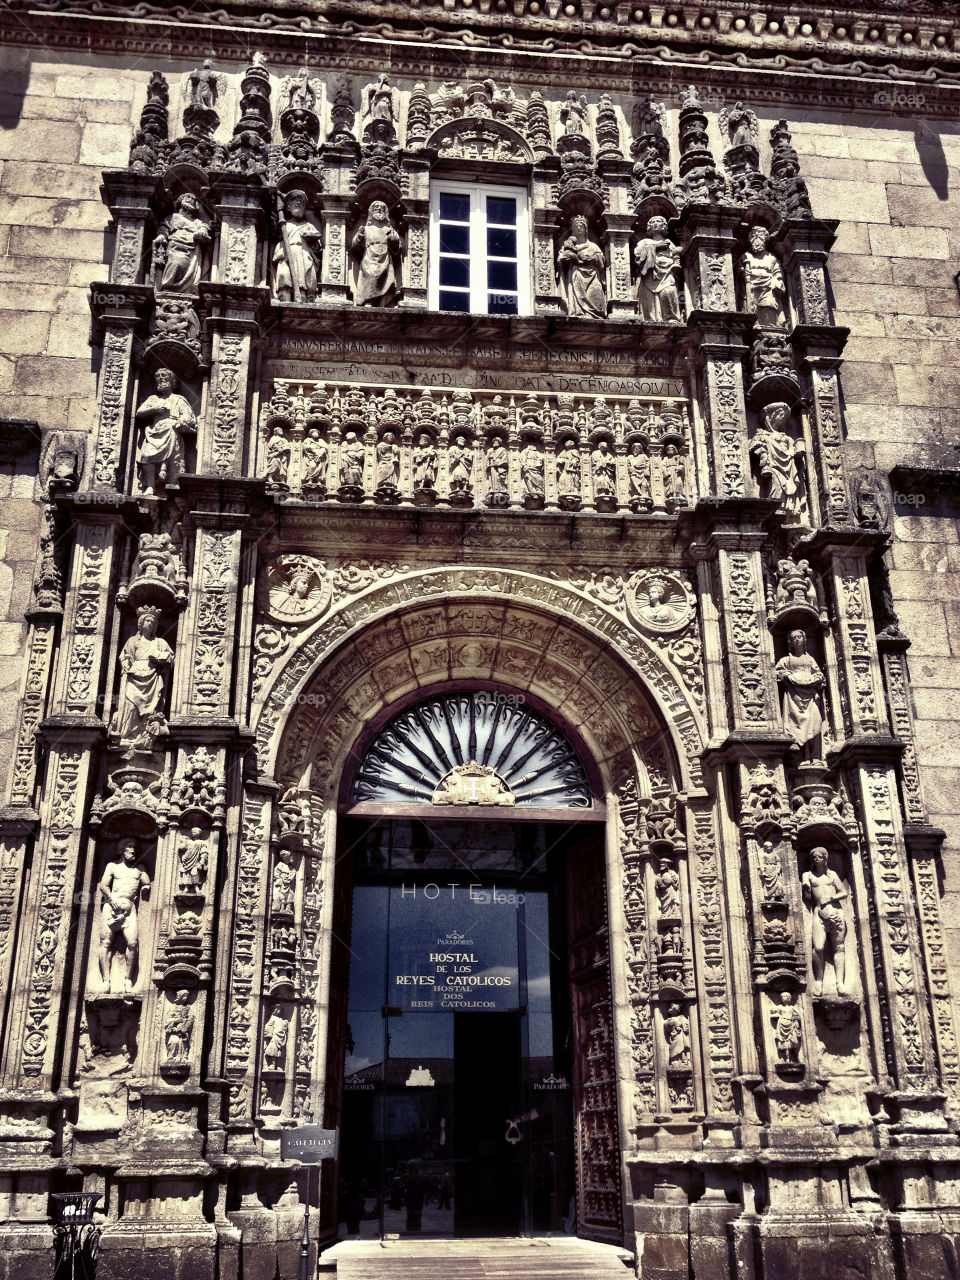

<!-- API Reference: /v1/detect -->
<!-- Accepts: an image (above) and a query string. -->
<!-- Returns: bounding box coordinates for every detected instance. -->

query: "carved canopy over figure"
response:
[743,226,788,328]
[750,402,806,518]
[153,193,211,297]
[273,189,321,303]
[351,201,401,307]
[98,840,151,993]
[635,216,682,322]
[135,368,196,498]
[776,629,825,761]
[557,216,606,319]
[113,605,174,746]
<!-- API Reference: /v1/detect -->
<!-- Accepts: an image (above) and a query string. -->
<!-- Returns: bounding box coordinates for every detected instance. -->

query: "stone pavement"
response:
[319,1237,636,1278]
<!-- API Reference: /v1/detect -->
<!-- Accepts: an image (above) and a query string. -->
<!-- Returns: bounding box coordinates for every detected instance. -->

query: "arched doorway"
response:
[330,691,618,1241]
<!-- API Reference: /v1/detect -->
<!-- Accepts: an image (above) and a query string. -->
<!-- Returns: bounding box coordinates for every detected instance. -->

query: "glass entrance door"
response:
[337,819,576,1239]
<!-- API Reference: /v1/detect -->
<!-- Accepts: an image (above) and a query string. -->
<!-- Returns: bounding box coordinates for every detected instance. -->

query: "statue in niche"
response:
[759,839,786,902]
[153,193,210,297]
[520,442,544,501]
[135,368,196,497]
[176,826,209,894]
[742,226,788,328]
[80,1000,138,1076]
[635,216,682,323]
[279,787,311,835]
[557,216,606,319]
[282,65,317,113]
[339,432,365,488]
[772,991,802,1062]
[726,101,755,149]
[591,440,616,497]
[560,90,588,135]
[186,59,219,109]
[413,434,438,490]
[448,436,473,495]
[376,432,400,490]
[164,990,193,1064]
[655,859,681,917]
[661,443,688,506]
[301,428,328,488]
[663,1005,691,1066]
[627,442,651,506]
[264,427,291,488]
[802,846,849,997]
[361,73,399,135]
[486,436,509,497]
[272,857,297,913]
[263,1010,289,1071]
[114,605,174,747]
[351,201,401,307]
[750,402,805,518]
[273,189,321,303]
[556,439,581,498]
[97,839,151,993]
[776,629,825,761]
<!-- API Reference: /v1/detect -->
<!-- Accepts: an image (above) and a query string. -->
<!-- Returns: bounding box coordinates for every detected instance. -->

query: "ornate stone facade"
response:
[1,3,960,1279]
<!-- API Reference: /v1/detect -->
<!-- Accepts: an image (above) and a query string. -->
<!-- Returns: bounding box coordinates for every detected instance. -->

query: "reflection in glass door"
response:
[337,819,577,1239]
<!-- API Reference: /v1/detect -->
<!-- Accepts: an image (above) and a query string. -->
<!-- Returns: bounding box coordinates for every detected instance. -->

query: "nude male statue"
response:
[98,841,151,992]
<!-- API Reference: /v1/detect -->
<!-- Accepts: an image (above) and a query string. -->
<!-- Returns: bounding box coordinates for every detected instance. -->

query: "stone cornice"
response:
[889,463,960,504]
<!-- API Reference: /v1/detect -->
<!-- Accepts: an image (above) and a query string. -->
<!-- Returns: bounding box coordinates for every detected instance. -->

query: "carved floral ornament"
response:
[251,566,703,790]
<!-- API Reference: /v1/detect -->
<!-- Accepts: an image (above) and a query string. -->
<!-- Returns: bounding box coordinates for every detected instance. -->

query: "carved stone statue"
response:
[273,189,321,303]
[743,226,788,328]
[557,440,581,498]
[520,443,544,500]
[486,436,509,497]
[339,432,365,488]
[263,1010,289,1071]
[98,840,150,993]
[177,827,209,894]
[376,432,400,490]
[413,434,438,490]
[759,839,786,902]
[635,216,682,323]
[448,436,473,495]
[663,1005,691,1066]
[114,605,174,746]
[627,442,651,506]
[591,441,615,497]
[80,999,138,1077]
[772,991,802,1062]
[164,990,193,1064]
[351,201,401,307]
[265,427,291,488]
[775,558,818,611]
[360,73,399,141]
[272,858,296,913]
[135,368,196,497]
[655,859,681,918]
[187,59,219,109]
[661,444,688,507]
[153,193,210,297]
[750,402,805,518]
[560,90,588,136]
[557,216,606,319]
[776,629,825,761]
[301,428,328,488]
[802,846,848,997]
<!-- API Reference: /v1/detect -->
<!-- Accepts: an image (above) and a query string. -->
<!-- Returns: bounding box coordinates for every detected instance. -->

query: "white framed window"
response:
[429,181,530,316]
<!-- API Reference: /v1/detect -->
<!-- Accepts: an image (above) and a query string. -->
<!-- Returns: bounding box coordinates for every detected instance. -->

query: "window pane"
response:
[487,227,516,258]
[439,192,470,221]
[486,196,517,226]
[488,292,518,315]
[439,289,470,312]
[440,257,470,288]
[440,224,470,254]
[488,259,518,291]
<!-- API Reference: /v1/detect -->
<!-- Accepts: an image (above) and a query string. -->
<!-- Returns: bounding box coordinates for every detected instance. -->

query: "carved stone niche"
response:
[798,842,861,1017]
[88,837,154,998]
[766,557,827,632]
[118,531,189,613]
[78,994,142,1079]
[768,986,805,1082]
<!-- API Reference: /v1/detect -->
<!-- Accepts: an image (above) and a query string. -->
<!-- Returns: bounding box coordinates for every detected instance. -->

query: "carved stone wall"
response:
[0,11,960,1280]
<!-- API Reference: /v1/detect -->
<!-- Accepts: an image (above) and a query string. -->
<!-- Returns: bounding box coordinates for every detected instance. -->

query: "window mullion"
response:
[472,190,485,314]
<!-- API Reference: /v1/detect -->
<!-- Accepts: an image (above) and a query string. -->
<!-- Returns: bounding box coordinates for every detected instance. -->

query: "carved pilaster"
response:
[101,172,158,287]
[49,519,121,720]
[175,524,243,717]
[213,179,266,288]
[829,556,890,739]
[91,327,138,492]
[319,197,350,304]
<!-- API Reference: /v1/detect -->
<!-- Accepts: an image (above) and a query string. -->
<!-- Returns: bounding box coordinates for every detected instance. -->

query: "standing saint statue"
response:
[177,827,209,894]
[557,439,581,498]
[591,440,616,497]
[557,216,606,319]
[486,435,509,499]
[413,434,438,491]
[559,90,588,135]
[663,1005,691,1066]
[635,216,682,322]
[301,428,328,488]
[742,226,787,328]
[264,427,291,488]
[186,59,219,109]
[263,1011,289,1072]
[351,201,401,307]
[164,990,194,1064]
[113,605,174,746]
[750,402,806,518]
[776,629,825,761]
[98,840,151,993]
[153,193,211,297]
[376,431,400,490]
[135,368,196,497]
[802,847,849,997]
[448,436,473,496]
[661,444,688,507]
[772,991,802,1062]
[273,189,321,303]
[520,442,544,501]
[339,432,366,489]
[627,442,651,507]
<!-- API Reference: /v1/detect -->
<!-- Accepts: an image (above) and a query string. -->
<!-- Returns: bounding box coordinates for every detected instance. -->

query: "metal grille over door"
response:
[350,692,593,809]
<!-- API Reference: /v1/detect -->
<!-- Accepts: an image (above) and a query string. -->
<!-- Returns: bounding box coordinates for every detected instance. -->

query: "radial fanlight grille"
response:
[350,692,593,809]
